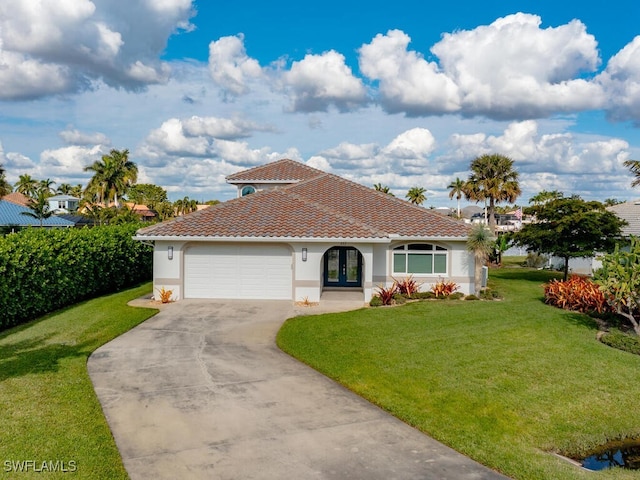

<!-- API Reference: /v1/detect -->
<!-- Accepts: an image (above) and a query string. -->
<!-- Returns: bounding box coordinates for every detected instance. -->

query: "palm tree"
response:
[447,177,465,218]
[21,188,53,227]
[57,183,74,195]
[467,154,521,232]
[373,183,394,196]
[14,174,39,198]
[467,224,495,295]
[39,178,56,195]
[529,190,563,206]
[84,149,138,208]
[624,159,640,187]
[405,186,426,205]
[174,196,198,216]
[0,164,10,197]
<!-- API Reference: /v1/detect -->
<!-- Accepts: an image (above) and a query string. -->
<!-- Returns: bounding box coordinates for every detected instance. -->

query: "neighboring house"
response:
[124,202,156,221]
[0,199,75,231]
[47,194,79,214]
[2,191,31,207]
[549,200,640,276]
[135,159,474,303]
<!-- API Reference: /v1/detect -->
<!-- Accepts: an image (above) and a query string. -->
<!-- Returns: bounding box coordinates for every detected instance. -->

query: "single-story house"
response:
[0,198,75,230]
[135,159,475,302]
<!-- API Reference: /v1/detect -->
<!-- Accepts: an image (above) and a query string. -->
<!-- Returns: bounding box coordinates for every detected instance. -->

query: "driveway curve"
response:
[89,299,509,480]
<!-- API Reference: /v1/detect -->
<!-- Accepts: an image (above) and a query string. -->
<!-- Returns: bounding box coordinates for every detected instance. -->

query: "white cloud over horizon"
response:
[1,9,640,207]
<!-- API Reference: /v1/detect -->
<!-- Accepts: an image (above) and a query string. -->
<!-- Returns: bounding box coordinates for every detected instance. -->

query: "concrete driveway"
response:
[89,299,509,480]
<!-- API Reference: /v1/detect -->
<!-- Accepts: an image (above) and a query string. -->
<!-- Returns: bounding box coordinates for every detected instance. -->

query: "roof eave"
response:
[134,234,391,243]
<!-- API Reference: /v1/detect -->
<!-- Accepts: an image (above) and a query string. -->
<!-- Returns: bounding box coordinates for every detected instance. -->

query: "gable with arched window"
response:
[392,243,448,275]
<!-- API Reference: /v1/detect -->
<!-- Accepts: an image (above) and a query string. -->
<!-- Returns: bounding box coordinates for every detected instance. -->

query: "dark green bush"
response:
[599,329,640,355]
[480,288,502,300]
[0,224,152,330]
[369,296,383,307]
[465,294,480,301]
[445,292,465,300]
[393,293,407,304]
[411,291,435,300]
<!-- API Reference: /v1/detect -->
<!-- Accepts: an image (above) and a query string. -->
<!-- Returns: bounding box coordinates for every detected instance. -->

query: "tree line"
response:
[0,149,218,227]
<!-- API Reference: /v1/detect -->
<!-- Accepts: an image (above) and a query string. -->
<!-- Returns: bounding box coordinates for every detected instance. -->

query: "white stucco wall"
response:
[152,240,186,301]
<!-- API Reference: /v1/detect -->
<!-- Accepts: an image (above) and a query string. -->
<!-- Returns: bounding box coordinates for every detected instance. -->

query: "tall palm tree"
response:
[467,154,521,232]
[467,224,495,295]
[447,177,465,218]
[405,186,426,205]
[57,183,74,195]
[39,178,56,195]
[84,149,138,208]
[14,174,39,198]
[0,164,10,197]
[373,183,394,196]
[21,188,53,227]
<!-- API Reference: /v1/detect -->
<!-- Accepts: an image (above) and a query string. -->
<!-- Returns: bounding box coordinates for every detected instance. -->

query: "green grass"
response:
[0,283,157,479]
[277,264,640,480]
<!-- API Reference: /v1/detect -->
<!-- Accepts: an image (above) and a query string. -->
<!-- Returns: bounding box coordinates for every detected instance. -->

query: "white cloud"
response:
[208,34,263,96]
[359,29,460,115]
[36,145,105,183]
[597,36,640,123]
[0,0,195,99]
[140,118,211,160]
[280,50,367,112]
[182,115,269,139]
[432,13,604,118]
[59,128,110,146]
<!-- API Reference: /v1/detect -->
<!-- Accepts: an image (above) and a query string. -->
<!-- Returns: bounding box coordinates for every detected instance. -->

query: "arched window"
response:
[241,185,256,196]
[392,243,447,275]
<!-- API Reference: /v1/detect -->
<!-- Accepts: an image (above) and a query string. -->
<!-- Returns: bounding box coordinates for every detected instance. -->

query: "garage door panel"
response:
[184,244,292,299]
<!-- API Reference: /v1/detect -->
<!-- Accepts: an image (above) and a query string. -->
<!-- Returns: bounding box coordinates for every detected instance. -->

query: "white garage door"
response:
[184,244,292,299]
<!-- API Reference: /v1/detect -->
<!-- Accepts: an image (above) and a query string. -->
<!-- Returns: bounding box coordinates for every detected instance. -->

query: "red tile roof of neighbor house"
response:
[2,191,31,206]
[137,159,471,240]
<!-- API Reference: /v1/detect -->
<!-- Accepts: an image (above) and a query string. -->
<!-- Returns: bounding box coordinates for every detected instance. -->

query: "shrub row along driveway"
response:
[89,299,508,479]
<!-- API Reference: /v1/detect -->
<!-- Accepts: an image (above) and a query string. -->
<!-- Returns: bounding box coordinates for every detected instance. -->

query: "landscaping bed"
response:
[278,264,640,479]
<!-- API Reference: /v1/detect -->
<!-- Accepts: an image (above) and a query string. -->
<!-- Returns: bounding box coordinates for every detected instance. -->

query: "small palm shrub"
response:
[431,280,459,298]
[375,284,398,306]
[156,287,174,304]
[544,276,608,314]
[393,276,422,296]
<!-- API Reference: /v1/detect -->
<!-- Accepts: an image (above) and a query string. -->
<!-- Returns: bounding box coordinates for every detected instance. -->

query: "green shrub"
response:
[480,288,502,300]
[599,329,640,355]
[465,294,480,301]
[0,224,152,330]
[524,252,548,268]
[446,292,465,300]
[369,296,383,307]
[393,293,407,304]
[410,291,435,300]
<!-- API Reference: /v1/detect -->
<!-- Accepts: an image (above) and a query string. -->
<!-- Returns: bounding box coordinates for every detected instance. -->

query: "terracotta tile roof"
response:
[138,159,470,240]
[226,158,324,183]
[2,191,31,206]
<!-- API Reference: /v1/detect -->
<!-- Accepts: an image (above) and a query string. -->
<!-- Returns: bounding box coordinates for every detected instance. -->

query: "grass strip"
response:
[0,283,157,479]
[278,265,640,480]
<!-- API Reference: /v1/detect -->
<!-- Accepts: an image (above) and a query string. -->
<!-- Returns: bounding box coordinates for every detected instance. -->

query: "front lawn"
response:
[0,283,157,479]
[277,265,640,480]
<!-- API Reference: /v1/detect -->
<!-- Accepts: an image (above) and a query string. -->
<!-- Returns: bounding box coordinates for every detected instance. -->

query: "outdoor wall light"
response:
[302,248,308,262]
[168,246,174,260]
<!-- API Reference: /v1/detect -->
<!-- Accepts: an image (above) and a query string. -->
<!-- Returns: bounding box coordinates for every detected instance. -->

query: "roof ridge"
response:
[280,185,388,237]
[225,158,325,182]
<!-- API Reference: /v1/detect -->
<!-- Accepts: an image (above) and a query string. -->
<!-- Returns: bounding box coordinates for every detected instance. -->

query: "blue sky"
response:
[1,0,640,207]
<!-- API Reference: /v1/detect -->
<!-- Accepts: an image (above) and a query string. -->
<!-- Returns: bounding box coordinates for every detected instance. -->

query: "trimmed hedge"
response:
[0,224,152,330]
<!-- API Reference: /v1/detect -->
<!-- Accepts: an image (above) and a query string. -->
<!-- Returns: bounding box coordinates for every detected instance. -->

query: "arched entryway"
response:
[323,246,363,288]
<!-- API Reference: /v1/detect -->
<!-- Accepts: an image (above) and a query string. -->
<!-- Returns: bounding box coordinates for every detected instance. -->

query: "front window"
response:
[392,243,447,275]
